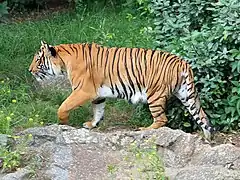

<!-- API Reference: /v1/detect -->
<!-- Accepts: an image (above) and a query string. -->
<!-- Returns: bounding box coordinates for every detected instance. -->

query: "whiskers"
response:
[34,69,65,82]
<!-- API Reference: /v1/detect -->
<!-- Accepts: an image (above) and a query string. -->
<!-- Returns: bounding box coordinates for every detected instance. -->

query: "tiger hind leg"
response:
[175,72,215,139]
[83,98,105,129]
[139,94,168,131]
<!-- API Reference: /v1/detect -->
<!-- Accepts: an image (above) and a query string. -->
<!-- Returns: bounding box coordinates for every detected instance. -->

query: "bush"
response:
[0,1,8,20]
[153,0,240,131]
[6,0,71,12]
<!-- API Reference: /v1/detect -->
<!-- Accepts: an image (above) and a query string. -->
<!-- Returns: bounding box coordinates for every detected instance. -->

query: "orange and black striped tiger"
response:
[29,41,216,139]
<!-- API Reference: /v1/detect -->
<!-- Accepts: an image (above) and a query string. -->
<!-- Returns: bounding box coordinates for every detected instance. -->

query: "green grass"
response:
[0,6,154,134]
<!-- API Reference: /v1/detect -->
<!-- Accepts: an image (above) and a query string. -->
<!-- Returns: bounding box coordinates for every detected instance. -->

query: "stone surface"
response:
[0,134,10,148]
[1,125,240,180]
[1,168,32,180]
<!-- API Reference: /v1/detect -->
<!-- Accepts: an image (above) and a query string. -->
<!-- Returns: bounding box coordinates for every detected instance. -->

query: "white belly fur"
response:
[97,85,147,104]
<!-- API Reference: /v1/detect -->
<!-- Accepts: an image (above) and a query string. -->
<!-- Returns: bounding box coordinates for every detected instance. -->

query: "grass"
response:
[107,138,168,179]
[0,5,155,135]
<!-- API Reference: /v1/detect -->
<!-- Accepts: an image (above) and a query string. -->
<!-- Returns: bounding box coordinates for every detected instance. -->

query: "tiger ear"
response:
[40,40,56,57]
[41,40,46,46]
[49,46,57,57]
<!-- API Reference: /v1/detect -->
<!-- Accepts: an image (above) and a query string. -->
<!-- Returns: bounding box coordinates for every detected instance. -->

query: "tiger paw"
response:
[83,121,95,129]
[138,127,151,131]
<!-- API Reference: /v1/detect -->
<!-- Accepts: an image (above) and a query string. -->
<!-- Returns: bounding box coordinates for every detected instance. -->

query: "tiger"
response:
[29,41,216,139]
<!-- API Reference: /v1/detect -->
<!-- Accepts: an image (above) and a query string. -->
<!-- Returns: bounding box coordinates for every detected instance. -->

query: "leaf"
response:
[230,95,240,103]
[232,87,238,93]
[183,122,191,127]
[237,99,240,116]
[231,107,236,117]
[231,81,239,87]
[237,61,240,73]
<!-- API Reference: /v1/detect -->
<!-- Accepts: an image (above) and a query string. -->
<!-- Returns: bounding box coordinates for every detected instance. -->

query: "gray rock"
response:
[190,144,240,169]
[166,166,240,180]
[3,125,240,180]
[0,134,10,148]
[1,168,32,180]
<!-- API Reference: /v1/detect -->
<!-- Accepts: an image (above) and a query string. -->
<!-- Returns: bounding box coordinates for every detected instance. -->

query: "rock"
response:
[190,144,240,169]
[17,124,75,147]
[1,168,32,180]
[166,166,240,180]
[3,125,240,180]
[0,134,10,148]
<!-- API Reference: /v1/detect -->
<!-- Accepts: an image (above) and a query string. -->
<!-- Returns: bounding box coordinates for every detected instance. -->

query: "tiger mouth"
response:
[33,71,65,82]
[33,71,53,81]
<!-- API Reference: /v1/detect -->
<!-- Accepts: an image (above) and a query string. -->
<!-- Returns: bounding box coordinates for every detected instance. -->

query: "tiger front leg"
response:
[83,98,106,129]
[58,90,93,125]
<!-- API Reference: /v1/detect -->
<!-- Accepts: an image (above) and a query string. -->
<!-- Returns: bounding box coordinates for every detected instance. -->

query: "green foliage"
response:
[0,1,8,19]
[0,111,12,134]
[128,142,166,179]
[153,0,240,131]
[108,138,168,179]
[123,0,153,16]
[153,0,215,48]
[0,134,34,172]
[0,8,154,133]
[225,81,240,131]
[0,147,21,172]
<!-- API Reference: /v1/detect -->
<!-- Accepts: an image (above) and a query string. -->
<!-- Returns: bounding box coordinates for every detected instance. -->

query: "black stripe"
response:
[60,45,71,55]
[108,49,116,94]
[137,50,144,86]
[149,104,165,109]
[100,47,105,68]
[146,52,163,92]
[150,54,177,92]
[135,50,143,88]
[58,54,66,68]
[147,84,166,102]
[186,91,195,101]
[191,110,198,117]
[148,95,167,106]
[117,48,128,99]
[173,66,180,91]
[111,48,119,75]
[190,103,196,111]
[96,45,100,68]
[72,45,79,60]
[115,84,121,98]
[125,48,135,96]
[152,111,165,119]
[69,45,75,53]
[151,109,164,114]
[187,85,193,92]
[149,50,156,68]
[132,49,142,92]
[49,61,55,75]
[144,49,148,77]
[88,44,92,58]
[92,98,106,104]
[81,44,88,71]
[74,81,81,90]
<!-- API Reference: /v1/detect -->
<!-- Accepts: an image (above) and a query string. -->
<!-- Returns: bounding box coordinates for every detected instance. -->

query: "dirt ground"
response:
[213,131,240,147]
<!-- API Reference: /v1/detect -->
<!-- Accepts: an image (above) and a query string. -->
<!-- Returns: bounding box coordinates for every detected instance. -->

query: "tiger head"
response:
[29,41,65,82]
